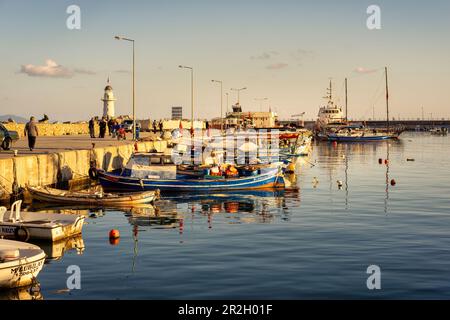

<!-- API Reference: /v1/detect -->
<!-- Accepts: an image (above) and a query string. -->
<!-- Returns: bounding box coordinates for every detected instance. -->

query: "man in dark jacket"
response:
[24,116,39,151]
[99,117,107,138]
[89,118,95,138]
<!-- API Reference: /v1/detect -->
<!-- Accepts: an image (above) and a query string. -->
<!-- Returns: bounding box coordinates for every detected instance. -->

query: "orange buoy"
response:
[384,159,389,165]
[109,229,120,239]
[390,179,396,186]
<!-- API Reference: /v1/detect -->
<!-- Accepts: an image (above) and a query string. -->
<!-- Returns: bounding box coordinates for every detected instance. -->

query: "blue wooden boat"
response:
[95,152,285,192]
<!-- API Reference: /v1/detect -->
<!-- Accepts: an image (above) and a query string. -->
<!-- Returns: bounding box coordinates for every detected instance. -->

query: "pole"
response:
[345,78,348,122]
[132,40,136,140]
[385,67,390,131]
[220,82,223,132]
[191,68,194,132]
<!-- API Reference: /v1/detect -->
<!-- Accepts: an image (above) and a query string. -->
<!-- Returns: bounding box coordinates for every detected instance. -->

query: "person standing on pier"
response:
[99,117,107,138]
[158,120,163,133]
[24,116,39,151]
[89,117,95,138]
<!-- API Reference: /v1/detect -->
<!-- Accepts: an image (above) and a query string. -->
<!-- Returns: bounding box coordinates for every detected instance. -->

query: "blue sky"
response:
[0,0,449,121]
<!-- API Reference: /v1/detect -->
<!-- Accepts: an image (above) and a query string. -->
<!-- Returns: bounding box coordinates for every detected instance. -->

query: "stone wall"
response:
[3,123,99,138]
[0,140,167,200]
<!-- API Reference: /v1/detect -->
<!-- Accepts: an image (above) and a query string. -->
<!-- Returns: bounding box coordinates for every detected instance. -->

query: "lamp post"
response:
[231,87,247,105]
[255,97,268,111]
[179,65,194,132]
[212,80,223,132]
[114,35,136,140]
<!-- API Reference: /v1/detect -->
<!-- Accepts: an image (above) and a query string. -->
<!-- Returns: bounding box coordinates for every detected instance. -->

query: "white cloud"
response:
[354,67,377,74]
[19,59,95,78]
[266,63,289,70]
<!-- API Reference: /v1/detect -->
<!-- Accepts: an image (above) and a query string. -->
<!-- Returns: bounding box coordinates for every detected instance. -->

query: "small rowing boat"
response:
[0,200,85,241]
[0,239,45,289]
[28,186,159,205]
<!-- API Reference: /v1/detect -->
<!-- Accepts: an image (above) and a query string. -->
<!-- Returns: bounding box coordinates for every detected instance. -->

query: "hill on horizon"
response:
[0,114,29,123]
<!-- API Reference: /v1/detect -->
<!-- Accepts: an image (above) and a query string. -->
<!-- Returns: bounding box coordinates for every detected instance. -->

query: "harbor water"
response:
[5,132,450,299]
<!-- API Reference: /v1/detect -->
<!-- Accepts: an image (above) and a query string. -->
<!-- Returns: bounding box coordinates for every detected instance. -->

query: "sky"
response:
[0,0,449,122]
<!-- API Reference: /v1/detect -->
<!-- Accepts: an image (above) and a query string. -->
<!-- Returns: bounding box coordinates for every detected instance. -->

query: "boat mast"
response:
[345,78,348,122]
[385,67,390,131]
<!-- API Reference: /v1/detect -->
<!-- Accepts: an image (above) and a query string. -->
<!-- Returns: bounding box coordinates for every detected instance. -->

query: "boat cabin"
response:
[122,152,177,179]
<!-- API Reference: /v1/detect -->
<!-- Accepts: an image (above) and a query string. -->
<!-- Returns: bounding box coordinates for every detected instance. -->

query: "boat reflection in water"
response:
[0,283,43,300]
[31,235,85,262]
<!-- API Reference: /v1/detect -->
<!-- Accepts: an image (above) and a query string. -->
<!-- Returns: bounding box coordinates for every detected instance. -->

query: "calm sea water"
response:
[5,132,450,299]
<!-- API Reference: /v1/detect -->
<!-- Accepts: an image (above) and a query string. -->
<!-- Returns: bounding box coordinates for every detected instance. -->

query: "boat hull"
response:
[28,186,158,205]
[98,167,285,192]
[0,240,45,289]
[0,212,85,241]
[327,135,397,142]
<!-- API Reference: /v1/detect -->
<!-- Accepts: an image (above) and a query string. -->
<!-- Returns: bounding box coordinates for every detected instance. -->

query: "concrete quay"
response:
[0,133,167,201]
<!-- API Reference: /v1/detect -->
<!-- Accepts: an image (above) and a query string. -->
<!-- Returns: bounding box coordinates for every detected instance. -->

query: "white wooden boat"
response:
[28,186,159,205]
[0,200,85,241]
[0,239,45,289]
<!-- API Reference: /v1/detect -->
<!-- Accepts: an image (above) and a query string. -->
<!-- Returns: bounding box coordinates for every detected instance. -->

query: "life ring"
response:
[14,226,30,242]
[88,167,98,180]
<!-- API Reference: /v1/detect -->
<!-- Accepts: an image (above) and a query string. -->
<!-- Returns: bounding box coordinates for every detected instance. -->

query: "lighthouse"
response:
[101,78,116,119]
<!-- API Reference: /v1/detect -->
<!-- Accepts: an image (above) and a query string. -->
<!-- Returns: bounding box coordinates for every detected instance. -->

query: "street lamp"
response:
[212,80,223,132]
[255,97,268,111]
[179,65,194,132]
[231,87,247,105]
[114,35,136,140]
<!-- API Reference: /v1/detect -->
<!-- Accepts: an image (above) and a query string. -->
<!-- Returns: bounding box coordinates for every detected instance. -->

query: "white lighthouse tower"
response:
[101,78,116,119]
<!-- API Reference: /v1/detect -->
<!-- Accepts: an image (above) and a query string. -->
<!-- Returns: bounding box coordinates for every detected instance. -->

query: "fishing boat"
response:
[0,239,45,289]
[0,200,84,241]
[28,186,159,205]
[95,152,285,192]
[326,68,402,142]
[314,80,347,138]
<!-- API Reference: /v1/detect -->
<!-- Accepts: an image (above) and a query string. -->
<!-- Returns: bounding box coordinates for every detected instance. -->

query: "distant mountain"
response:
[0,114,29,123]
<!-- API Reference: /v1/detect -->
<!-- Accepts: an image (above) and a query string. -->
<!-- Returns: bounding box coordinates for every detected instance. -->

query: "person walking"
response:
[158,120,163,133]
[152,120,157,134]
[24,116,39,151]
[89,117,95,138]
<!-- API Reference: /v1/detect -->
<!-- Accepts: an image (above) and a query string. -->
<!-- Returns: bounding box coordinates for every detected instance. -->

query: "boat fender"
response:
[14,226,30,242]
[88,167,98,180]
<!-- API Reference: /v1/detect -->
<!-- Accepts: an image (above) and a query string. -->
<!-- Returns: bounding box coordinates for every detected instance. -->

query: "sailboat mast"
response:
[385,67,390,131]
[345,78,348,122]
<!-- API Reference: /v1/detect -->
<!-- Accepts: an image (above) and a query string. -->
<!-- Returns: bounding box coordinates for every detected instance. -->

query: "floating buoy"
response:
[407,158,415,162]
[109,229,120,239]
[378,158,383,164]
[337,180,343,189]
[390,179,396,186]
[384,159,389,165]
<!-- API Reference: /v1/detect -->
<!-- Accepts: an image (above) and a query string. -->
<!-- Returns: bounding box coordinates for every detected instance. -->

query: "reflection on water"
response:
[3,133,450,299]
[0,284,43,300]
[31,236,85,262]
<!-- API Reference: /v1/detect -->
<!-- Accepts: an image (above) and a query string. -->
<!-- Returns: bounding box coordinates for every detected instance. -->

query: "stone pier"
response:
[0,134,167,201]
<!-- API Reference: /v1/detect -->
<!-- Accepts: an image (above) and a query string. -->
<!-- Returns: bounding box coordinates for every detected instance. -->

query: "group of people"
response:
[152,120,164,133]
[89,117,125,139]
